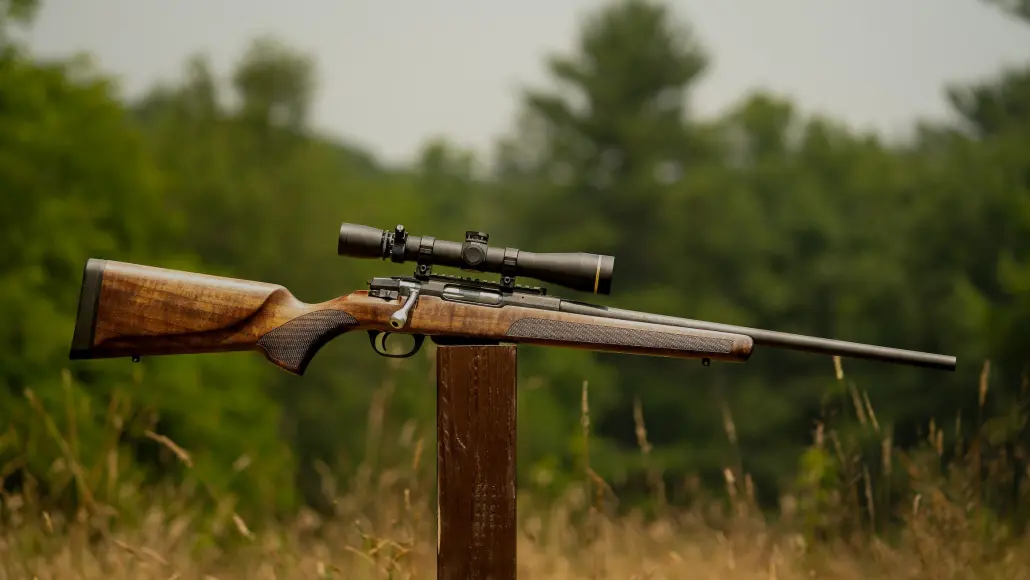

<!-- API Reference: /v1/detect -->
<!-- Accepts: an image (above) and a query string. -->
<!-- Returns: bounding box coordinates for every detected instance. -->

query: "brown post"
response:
[436,344,517,580]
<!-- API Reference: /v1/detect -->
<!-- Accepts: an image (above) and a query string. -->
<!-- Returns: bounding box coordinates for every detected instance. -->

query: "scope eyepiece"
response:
[338,222,615,295]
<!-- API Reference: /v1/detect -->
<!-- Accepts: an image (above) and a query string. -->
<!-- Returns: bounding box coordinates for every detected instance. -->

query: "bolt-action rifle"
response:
[68,223,957,375]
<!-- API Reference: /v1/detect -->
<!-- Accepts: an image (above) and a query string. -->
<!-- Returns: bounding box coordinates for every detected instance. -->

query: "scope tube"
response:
[338,223,615,294]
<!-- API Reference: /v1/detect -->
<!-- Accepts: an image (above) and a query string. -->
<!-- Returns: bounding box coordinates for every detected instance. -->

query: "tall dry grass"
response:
[1,358,1028,579]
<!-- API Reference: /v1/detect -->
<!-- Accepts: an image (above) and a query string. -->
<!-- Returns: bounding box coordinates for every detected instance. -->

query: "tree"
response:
[495,0,739,498]
[983,0,1030,22]
[132,37,444,512]
[0,39,296,520]
[498,0,710,273]
[0,0,36,36]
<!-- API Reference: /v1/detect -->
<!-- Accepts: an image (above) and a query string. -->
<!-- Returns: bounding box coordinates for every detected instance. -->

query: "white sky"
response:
[21,0,1030,165]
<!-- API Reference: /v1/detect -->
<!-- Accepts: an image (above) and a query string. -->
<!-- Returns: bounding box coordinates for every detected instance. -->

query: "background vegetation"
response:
[2,0,1030,576]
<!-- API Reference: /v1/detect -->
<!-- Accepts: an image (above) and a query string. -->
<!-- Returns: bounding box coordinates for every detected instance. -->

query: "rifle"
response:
[68,223,957,375]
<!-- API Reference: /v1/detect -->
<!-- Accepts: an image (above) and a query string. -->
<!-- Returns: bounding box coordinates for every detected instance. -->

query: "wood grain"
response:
[81,260,387,374]
[437,344,517,580]
[399,294,752,362]
[92,260,297,355]
[72,259,752,374]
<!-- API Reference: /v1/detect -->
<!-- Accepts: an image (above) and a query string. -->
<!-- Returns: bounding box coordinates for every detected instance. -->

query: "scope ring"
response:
[366,330,425,359]
[391,225,408,264]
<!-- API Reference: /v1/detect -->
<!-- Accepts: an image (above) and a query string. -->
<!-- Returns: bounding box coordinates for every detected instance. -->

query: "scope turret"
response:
[338,223,615,295]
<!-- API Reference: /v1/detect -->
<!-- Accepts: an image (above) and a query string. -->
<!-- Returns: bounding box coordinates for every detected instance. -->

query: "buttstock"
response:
[69,259,366,375]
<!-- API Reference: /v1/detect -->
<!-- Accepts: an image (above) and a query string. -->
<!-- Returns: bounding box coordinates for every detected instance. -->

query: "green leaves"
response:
[0,36,294,523]
[487,0,1030,508]
[0,0,37,34]
[4,0,1030,526]
[982,0,1030,23]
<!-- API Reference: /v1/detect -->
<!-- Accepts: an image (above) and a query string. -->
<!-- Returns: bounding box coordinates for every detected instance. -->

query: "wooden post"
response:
[436,344,517,580]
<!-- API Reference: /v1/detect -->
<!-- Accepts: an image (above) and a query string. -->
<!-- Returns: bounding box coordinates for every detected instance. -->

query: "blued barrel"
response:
[558,301,958,371]
[337,223,615,294]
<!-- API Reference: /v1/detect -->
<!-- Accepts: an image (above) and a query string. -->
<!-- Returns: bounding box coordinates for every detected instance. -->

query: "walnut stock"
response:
[70,260,752,375]
[68,259,368,374]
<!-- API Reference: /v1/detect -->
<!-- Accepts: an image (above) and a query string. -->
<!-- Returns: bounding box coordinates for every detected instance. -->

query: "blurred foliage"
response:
[1,0,1028,533]
[984,0,1030,22]
[0,39,295,524]
[0,0,36,27]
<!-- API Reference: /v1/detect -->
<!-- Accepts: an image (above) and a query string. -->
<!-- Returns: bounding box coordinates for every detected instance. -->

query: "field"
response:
[2,471,1028,579]
[6,1,1030,577]
[1,499,1025,579]
[2,360,1028,579]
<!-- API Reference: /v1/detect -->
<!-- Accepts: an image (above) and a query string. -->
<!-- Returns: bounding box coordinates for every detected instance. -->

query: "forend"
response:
[338,223,615,295]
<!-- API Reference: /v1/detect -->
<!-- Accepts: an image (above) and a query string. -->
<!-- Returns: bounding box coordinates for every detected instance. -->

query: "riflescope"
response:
[338,223,615,295]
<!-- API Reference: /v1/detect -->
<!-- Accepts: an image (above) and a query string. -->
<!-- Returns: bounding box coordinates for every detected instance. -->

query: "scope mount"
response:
[369,272,547,301]
[383,224,525,292]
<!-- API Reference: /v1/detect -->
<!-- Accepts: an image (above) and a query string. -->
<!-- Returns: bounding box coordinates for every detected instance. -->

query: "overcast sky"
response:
[21,0,1030,165]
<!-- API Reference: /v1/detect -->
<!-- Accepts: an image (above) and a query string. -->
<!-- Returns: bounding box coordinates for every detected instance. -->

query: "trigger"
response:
[366,330,385,355]
[365,330,426,359]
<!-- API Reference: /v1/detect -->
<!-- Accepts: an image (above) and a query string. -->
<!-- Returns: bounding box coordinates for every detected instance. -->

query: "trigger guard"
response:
[366,330,426,359]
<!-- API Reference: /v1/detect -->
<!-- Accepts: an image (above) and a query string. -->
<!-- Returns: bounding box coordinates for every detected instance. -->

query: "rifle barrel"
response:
[559,302,957,371]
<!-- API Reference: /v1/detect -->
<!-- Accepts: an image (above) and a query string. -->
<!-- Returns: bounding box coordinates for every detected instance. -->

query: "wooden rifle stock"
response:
[69,259,753,375]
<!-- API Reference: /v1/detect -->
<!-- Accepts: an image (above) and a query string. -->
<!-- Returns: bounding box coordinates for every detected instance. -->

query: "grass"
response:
[1,358,1028,579]
[5,480,1027,579]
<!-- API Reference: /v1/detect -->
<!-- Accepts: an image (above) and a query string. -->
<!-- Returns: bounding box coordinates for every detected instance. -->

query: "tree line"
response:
[1,0,1028,528]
